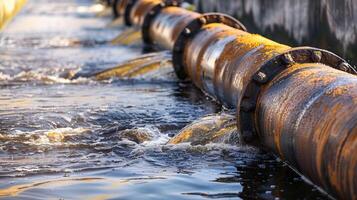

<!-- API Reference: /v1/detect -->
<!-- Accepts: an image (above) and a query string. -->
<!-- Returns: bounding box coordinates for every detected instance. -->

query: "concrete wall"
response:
[192,0,357,66]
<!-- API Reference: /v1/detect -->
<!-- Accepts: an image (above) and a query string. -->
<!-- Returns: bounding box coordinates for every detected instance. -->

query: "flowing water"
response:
[0,0,329,199]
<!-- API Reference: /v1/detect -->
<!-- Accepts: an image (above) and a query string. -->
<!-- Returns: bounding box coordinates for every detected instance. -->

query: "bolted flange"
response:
[142,0,182,45]
[237,46,356,144]
[173,13,247,79]
[124,0,138,26]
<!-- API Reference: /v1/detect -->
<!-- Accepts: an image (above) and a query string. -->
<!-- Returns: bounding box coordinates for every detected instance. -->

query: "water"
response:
[0,0,329,199]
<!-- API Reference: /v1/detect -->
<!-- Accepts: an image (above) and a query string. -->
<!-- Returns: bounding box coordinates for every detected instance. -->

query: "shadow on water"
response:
[193,0,357,67]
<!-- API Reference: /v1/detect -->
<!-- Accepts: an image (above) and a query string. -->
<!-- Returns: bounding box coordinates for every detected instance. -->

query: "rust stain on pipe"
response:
[129,0,162,26]
[113,0,129,18]
[183,24,290,107]
[180,24,356,198]
[148,7,200,50]
[113,1,357,198]
[256,63,357,199]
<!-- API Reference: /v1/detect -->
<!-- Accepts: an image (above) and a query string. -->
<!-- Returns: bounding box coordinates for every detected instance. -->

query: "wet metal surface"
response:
[0,0,330,199]
[129,0,163,27]
[134,1,356,198]
[257,63,357,199]
[149,6,200,50]
[183,24,290,108]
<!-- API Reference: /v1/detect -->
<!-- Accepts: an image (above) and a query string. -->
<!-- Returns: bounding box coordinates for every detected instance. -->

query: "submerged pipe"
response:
[0,0,27,30]
[113,0,357,199]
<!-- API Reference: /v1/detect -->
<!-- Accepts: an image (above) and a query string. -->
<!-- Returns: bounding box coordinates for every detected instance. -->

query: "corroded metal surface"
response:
[172,13,247,79]
[113,0,125,17]
[129,0,162,26]
[181,23,357,198]
[183,24,290,107]
[256,63,357,199]
[110,1,357,199]
[113,0,130,19]
[148,7,200,50]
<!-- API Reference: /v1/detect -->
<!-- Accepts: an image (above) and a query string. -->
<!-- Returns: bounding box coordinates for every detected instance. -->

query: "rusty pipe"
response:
[112,0,127,18]
[176,23,356,199]
[147,6,200,50]
[111,1,357,198]
[182,24,290,107]
[256,63,357,199]
[129,0,163,26]
[112,0,182,27]
[112,0,133,25]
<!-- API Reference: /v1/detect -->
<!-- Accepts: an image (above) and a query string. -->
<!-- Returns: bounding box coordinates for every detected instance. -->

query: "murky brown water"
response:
[0,0,330,199]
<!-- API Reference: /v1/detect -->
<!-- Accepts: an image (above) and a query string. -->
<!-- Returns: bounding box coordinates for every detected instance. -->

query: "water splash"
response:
[95,5,112,17]
[0,68,91,86]
[89,51,174,81]
[169,113,240,145]
[107,17,124,28]
[111,27,142,46]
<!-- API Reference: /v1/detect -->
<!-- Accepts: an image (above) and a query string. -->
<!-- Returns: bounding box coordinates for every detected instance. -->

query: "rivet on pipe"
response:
[253,71,268,84]
[282,53,295,65]
[184,28,191,36]
[311,50,322,63]
[338,62,351,72]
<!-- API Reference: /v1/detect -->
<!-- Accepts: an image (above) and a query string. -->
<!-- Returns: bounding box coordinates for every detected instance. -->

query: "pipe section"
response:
[182,24,290,107]
[177,25,356,199]
[129,0,162,26]
[112,0,132,24]
[256,63,357,199]
[148,7,200,50]
[0,0,27,30]
[112,0,357,199]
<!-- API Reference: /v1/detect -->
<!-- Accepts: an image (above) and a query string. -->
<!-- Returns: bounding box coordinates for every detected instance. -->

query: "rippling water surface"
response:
[0,0,328,199]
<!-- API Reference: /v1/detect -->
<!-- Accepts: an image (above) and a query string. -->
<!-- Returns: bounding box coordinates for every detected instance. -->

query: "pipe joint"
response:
[238,47,355,142]
[173,13,247,79]
[123,0,138,26]
[142,0,182,44]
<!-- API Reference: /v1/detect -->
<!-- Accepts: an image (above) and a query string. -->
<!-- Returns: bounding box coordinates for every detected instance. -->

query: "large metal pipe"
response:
[112,0,128,18]
[114,1,357,198]
[182,24,290,108]
[147,7,200,50]
[147,7,357,200]
[112,0,182,27]
[256,63,357,199]
[112,0,133,24]
[129,0,163,26]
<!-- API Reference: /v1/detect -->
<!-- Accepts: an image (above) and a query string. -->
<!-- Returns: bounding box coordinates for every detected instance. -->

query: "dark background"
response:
[191,0,357,67]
